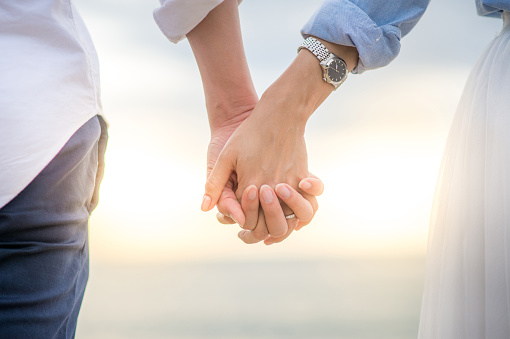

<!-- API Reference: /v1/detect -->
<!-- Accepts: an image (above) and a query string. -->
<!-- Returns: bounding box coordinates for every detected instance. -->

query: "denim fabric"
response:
[0,115,107,339]
[302,0,509,73]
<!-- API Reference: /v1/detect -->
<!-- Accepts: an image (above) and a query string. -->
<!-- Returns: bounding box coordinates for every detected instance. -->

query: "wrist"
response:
[313,37,359,72]
[260,49,333,127]
[208,95,257,137]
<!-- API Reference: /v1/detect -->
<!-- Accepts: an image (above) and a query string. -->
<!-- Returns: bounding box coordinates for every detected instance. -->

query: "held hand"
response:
[205,107,254,227]
[203,45,349,243]
[216,175,325,244]
[203,89,313,239]
[243,175,324,245]
[203,47,333,214]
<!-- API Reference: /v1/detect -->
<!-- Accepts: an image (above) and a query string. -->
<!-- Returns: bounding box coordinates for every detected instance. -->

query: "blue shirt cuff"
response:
[301,0,428,74]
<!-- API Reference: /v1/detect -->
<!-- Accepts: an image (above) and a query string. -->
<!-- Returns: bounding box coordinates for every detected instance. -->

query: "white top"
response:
[0,0,225,209]
[154,0,242,43]
[0,1,101,208]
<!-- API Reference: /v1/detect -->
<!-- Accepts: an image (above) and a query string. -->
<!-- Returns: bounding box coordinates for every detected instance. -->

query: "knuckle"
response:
[241,236,253,244]
[205,175,220,192]
[287,219,299,230]
[298,220,310,228]
[309,197,319,212]
[216,202,229,215]
[243,221,256,231]
[269,226,287,238]
[252,228,268,240]
[239,231,255,244]
[301,209,314,223]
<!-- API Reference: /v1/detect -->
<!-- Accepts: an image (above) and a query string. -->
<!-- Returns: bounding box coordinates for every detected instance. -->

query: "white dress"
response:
[418,11,510,338]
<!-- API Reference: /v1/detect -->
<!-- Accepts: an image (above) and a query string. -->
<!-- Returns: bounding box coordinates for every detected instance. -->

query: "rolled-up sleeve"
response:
[476,0,510,17]
[301,0,430,74]
[154,0,242,44]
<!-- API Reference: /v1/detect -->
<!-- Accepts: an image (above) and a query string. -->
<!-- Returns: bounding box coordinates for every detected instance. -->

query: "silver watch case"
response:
[320,54,348,90]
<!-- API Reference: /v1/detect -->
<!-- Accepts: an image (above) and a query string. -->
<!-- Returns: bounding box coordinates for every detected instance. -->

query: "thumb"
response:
[298,172,324,197]
[201,153,235,212]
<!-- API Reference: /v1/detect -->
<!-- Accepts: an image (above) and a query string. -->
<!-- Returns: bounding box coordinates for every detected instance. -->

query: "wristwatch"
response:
[297,37,348,90]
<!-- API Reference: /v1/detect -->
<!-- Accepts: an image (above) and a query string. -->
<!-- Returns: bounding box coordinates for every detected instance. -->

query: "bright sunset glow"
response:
[73,0,494,264]
[87,68,466,263]
[68,2,505,338]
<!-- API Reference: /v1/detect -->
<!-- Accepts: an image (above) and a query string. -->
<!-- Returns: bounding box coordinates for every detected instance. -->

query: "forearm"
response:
[259,38,358,129]
[187,0,257,133]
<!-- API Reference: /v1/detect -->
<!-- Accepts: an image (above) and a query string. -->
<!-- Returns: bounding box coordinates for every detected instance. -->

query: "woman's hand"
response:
[217,175,325,244]
[208,107,325,245]
[201,47,333,234]
[186,0,358,244]
[202,80,319,239]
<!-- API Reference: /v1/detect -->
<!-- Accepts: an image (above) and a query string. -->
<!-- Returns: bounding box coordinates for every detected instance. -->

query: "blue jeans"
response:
[0,115,107,338]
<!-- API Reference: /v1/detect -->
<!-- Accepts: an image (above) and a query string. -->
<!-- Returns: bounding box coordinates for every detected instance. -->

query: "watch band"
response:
[297,36,348,90]
[297,37,331,62]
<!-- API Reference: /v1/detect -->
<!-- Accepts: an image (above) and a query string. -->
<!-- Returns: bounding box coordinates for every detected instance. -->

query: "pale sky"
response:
[73,0,503,263]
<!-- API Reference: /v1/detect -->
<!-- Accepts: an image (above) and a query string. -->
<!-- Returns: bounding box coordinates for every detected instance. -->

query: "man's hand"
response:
[207,106,325,242]
[205,107,254,226]
[187,0,348,244]
[202,78,321,240]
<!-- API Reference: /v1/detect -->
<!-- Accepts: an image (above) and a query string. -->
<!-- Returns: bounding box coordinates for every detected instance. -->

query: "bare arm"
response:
[187,0,323,243]
[203,33,358,243]
[187,0,257,134]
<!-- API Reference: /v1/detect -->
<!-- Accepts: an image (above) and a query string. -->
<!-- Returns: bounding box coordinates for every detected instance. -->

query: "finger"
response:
[264,218,299,245]
[216,186,245,226]
[298,176,324,197]
[259,185,288,238]
[202,153,235,212]
[238,209,269,244]
[216,212,236,225]
[296,196,319,231]
[275,183,314,222]
[241,185,259,230]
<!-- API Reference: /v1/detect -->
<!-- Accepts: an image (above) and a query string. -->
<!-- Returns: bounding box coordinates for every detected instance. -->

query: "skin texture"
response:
[187,0,359,244]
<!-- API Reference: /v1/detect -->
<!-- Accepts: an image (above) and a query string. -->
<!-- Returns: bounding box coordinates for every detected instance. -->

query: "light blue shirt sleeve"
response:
[301,0,430,74]
[477,0,510,17]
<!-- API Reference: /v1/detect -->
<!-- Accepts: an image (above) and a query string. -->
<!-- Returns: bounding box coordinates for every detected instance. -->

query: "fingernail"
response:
[275,184,291,199]
[260,185,274,204]
[201,194,211,211]
[299,180,312,190]
[247,185,257,201]
[238,230,248,239]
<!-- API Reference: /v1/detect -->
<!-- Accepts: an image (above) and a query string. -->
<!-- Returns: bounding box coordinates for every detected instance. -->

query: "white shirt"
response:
[0,0,227,209]
[154,0,241,43]
[0,1,101,208]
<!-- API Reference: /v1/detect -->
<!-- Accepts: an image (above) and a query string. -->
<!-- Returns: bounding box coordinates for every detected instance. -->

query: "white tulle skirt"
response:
[418,12,510,339]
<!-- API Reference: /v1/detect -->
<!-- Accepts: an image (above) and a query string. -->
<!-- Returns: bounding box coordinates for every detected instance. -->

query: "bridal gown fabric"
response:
[418,12,510,338]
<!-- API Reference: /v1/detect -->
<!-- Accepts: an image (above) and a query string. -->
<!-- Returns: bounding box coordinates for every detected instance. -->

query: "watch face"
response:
[326,58,347,83]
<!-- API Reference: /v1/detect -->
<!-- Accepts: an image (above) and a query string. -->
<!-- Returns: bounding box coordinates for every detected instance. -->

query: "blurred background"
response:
[73,0,502,338]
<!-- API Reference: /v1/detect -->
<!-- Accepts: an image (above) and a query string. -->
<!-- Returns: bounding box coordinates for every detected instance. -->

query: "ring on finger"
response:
[285,213,297,220]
